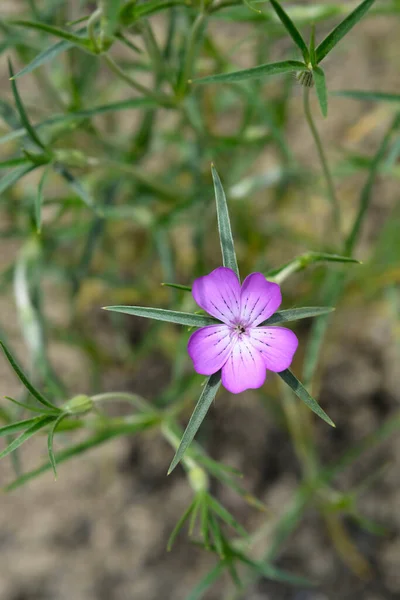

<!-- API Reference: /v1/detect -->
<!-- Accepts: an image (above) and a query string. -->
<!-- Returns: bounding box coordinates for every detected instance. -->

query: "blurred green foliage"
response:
[0,0,400,597]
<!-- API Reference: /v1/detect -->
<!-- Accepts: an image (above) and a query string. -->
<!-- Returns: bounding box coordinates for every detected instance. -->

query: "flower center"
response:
[234,323,246,335]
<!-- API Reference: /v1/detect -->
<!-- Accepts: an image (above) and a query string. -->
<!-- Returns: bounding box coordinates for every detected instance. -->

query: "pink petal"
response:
[248,326,298,372]
[221,337,266,394]
[239,273,282,327]
[188,324,234,376]
[192,267,241,325]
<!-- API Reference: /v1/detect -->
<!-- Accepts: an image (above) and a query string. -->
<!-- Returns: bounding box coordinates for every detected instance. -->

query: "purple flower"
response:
[187,267,298,394]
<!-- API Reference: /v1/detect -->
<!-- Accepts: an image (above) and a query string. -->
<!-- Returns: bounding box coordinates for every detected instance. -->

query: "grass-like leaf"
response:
[103,306,219,327]
[102,0,123,36]
[47,413,68,479]
[0,415,55,461]
[8,20,92,50]
[168,372,222,474]
[208,495,247,537]
[8,59,46,150]
[309,23,317,66]
[161,282,192,292]
[237,553,313,587]
[313,66,328,117]
[266,251,361,281]
[316,0,376,64]
[345,113,400,255]
[5,417,157,490]
[5,396,58,415]
[334,90,400,103]
[167,499,196,551]
[0,164,38,195]
[278,369,335,427]
[0,416,45,438]
[262,306,334,326]
[54,165,95,211]
[35,166,50,234]
[194,60,306,85]
[211,164,239,278]
[186,562,225,600]
[12,38,76,79]
[0,157,30,169]
[122,0,187,22]
[269,0,309,62]
[0,340,58,410]
[0,98,157,147]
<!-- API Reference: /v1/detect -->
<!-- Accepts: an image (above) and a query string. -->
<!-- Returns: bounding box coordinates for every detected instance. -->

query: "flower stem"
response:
[103,54,175,108]
[176,12,207,97]
[303,86,341,240]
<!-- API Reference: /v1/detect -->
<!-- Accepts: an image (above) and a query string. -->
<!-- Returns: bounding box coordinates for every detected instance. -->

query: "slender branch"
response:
[103,54,175,107]
[303,86,341,239]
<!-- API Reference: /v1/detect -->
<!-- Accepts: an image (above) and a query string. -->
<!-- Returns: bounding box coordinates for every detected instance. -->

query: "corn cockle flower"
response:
[188,267,298,394]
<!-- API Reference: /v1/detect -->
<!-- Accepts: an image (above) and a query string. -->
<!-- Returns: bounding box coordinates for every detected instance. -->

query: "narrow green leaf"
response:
[0,164,37,195]
[269,0,309,62]
[168,372,222,474]
[304,252,360,264]
[333,90,400,103]
[103,306,219,328]
[0,416,44,438]
[8,59,46,150]
[186,562,225,600]
[161,282,192,292]
[261,306,334,326]
[200,496,211,548]
[36,166,50,233]
[47,413,68,479]
[12,39,75,79]
[102,0,123,36]
[5,396,58,415]
[227,561,242,590]
[238,553,313,587]
[313,66,328,117]
[8,20,91,50]
[208,496,247,537]
[208,513,225,558]
[0,98,156,147]
[345,113,400,255]
[167,499,196,551]
[0,157,30,169]
[316,0,376,64]
[278,369,335,427]
[266,251,360,282]
[120,0,187,24]
[211,164,239,278]
[194,60,306,85]
[0,416,55,461]
[0,340,58,410]
[54,165,95,211]
[5,419,158,491]
[309,23,317,66]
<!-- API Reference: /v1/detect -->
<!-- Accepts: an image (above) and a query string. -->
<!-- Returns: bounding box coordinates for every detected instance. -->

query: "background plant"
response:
[0,1,399,598]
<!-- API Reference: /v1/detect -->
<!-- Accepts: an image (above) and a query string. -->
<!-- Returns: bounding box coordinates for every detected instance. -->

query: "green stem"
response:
[210,0,242,12]
[103,54,175,107]
[87,7,102,53]
[303,86,341,239]
[140,20,175,89]
[176,12,207,97]
[91,392,153,412]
